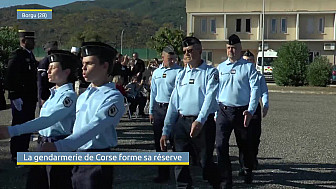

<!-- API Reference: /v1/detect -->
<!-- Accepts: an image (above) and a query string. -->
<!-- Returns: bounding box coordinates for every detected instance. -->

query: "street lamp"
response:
[121,29,125,54]
[261,0,265,74]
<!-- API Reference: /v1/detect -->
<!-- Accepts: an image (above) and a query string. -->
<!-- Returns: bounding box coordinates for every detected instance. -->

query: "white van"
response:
[257,49,277,80]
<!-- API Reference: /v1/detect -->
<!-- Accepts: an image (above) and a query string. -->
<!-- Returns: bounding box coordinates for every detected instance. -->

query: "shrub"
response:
[272,41,309,86]
[306,56,332,87]
[0,26,19,80]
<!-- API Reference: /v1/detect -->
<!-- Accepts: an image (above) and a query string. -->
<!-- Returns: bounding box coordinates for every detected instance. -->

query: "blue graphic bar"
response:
[17,152,189,165]
[17,9,52,19]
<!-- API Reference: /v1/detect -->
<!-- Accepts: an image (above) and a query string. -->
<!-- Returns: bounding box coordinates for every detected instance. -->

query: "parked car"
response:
[331,65,336,84]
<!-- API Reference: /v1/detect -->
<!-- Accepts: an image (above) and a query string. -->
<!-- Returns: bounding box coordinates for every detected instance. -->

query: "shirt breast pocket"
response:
[220,72,230,81]
[179,82,188,87]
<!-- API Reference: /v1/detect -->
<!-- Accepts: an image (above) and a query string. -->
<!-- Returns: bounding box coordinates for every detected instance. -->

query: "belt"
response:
[158,102,169,108]
[220,104,248,111]
[38,135,69,143]
[178,113,197,119]
[178,113,215,119]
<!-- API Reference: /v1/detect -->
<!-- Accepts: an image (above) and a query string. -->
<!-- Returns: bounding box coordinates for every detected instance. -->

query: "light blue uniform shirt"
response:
[55,82,125,152]
[216,58,259,115]
[149,64,182,114]
[258,73,269,108]
[163,61,219,136]
[8,83,76,137]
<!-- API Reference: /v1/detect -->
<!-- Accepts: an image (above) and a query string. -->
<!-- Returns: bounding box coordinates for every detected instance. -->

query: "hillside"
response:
[0,0,186,49]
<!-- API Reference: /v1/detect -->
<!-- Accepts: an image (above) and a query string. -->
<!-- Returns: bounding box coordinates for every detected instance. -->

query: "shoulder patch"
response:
[108,104,118,117]
[63,97,73,107]
[214,73,219,81]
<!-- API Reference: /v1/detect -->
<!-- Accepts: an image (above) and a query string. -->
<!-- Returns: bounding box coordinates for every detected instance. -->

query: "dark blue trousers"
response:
[216,104,255,185]
[174,114,218,188]
[71,165,113,189]
[26,136,73,189]
[239,103,262,169]
[10,100,36,159]
[72,149,113,189]
[153,103,171,178]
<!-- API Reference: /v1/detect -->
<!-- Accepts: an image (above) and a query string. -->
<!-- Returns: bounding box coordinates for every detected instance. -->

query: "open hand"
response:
[243,110,252,127]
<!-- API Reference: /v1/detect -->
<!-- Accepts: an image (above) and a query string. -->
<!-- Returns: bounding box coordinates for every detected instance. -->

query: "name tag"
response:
[189,79,194,84]
[230,69,236,74]
[162,73,166,78]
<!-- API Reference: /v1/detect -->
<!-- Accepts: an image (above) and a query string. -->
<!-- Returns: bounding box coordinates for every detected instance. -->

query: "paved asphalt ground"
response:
[0,92,335,188]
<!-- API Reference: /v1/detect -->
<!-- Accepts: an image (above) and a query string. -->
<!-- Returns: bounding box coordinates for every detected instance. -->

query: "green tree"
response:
[272,41,309,86]
[306,56,332,87]
[148,27,186,56]
[0,26,19,80]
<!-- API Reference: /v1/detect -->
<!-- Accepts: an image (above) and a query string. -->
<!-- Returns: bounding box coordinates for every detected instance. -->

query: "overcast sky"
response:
[0,0,92,9]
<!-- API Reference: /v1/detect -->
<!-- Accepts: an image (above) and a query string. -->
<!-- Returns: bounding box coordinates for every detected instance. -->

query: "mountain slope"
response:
[0,0,186,48]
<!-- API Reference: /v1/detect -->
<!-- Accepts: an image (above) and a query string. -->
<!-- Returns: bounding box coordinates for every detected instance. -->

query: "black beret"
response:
[48,50,80,71]
[228,34,241,45]
[43,41,58,51]
[243,50,254,57]
[162,45,175,54]
[81,41,117,61]
[182,37,201,47]
[18,30,35,38]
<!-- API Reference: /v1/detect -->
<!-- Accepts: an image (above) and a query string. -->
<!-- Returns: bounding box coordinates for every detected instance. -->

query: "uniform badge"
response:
[214,74,219,81]
[162,73,167,78]
[50,56,54,62]
[63,97,73,107]
[189,79,194,84]
[230,69,236,74]
[108,104,118,117]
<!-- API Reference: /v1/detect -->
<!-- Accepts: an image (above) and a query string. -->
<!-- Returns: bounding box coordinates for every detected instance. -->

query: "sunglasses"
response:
[183,49,194,54]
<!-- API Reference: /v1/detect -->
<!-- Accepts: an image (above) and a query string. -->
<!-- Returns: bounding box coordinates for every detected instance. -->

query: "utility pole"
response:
[121,29,125,54]
[261,0,265,74]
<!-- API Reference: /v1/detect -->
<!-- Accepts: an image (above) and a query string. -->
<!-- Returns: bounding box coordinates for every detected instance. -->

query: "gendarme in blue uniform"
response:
[258,73,269,108]
[216,58,259,114]
[163,61,219,136]
[55,82,125,152]
[149,63,182,114]
[215,56,260,187]
[150,62,182,181]
[8,83,76,137]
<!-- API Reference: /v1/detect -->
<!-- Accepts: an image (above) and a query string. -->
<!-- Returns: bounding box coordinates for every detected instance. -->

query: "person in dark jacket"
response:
[5,30,38,164]
[131,52,145,81]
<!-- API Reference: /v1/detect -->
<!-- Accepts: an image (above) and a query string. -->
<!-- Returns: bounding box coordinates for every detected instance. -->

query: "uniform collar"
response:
[160,63,180,70]
[87,82,115,92]
[20,46,32,54]
[50,83,73,96]
[225,57,245,65]
[186,60,206,72]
